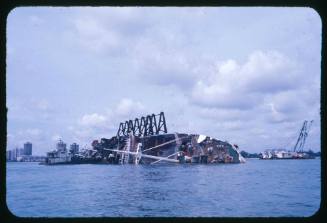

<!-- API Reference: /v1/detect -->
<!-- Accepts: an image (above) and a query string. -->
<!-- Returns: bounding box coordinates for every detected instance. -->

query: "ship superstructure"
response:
[45,139,71,164]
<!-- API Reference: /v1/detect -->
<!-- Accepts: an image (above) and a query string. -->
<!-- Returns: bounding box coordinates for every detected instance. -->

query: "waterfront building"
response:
[24,142,32,155]
[15,148,19,158]
[16,155,46,162]
[13,148,18,160]
[10,149,16,160]
[6,148,20,161]
[16,148,25,161]
[70,143,79,155]
[6,142,40,162]
[6,150,11,161]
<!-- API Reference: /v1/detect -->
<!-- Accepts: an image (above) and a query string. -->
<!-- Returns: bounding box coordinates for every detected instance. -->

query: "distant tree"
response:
[240,151,249,158]
[307,149,314,155]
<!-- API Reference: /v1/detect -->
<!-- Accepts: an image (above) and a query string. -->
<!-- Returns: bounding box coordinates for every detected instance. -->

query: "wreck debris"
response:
[117,112,167,137]
[98,112,245,164]
[44,112,245,165]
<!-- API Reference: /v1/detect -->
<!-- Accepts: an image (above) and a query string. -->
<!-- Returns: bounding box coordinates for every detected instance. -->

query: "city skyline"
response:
[6,7,321,155]
[6,140,80,161]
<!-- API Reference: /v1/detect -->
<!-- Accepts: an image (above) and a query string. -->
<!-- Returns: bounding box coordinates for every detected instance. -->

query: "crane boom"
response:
[293,120,314,152]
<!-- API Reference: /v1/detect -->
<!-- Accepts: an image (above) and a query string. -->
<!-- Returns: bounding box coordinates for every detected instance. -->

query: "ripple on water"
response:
[6,160,321,217]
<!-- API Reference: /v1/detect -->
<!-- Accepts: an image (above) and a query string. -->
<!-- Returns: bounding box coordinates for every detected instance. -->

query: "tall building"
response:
[56,139,67,152]
[8,150,16,161]
[70,143,79,155]
[11,148,24,160]
[11,148,18,160]
[24,142,32,155]
[6,150,11,161]
[15,148,20,159]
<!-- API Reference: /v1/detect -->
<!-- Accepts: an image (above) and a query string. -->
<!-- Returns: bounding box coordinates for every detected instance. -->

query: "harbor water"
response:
[6,158,321,217]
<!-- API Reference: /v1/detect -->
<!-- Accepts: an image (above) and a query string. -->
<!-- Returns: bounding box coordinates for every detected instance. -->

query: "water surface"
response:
[6,158,321,217]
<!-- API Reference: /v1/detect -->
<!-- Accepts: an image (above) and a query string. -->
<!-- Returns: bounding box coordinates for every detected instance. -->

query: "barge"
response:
[259,120,315,160]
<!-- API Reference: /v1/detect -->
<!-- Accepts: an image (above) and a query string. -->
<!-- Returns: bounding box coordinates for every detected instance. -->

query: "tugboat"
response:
[44,139,71,165]
[44,140,102,165]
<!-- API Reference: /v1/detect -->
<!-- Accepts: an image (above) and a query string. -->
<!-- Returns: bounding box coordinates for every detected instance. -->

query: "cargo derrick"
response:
[95,112,245,165]
[117,112,167,137]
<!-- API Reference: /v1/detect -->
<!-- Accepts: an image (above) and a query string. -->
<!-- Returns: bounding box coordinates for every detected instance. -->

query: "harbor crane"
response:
[293,120,314,152]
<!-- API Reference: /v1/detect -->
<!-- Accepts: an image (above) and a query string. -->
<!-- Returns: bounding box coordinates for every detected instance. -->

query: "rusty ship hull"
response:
[97,133,245,164]
[44,112,245,165]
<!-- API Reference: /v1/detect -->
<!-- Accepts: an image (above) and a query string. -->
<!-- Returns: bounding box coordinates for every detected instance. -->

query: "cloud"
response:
[262,89,319,124]
[33,99,51,111]
[131,37,200,88]
[115,98,145,118]
[25,128,41,137]
[29,15,45,26]
[191,80,261,109]
[51,134,62,142]
[69,8,150,55]
[190,50,300,109]
[7,128,46,150]
[72,16,121,53]
[17,128,43,140]
[197,107,249,121]
[240,51,298,93]
[7,7,321,153]
[8,98,54,123]
[79,113,107,127]
[266,102,289,123]
[68,8,202,88]
[72,98,146,144]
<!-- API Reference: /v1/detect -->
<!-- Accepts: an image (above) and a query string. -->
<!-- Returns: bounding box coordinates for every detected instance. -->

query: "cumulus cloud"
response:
[16,128,43,140]
[79,113,107,127]
[25,128,42,137]
[132,40,198,88]
[8,98,54,122]
[68,8,203,88]
[69,7,149,55]
[78,98,145,128]
[72,98,146,144]
[197,107,249,121]
[191,80,261,109]
[51,134,62,142]
[73,16,121,53]
[191,50,300,110]
[240,51,298,92]
[7,128,46,151]
[7,7,321,153]
[115,98,145,118]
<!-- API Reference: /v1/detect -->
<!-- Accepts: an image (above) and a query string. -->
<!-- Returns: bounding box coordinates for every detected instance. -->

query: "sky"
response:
[6,7,321,155]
